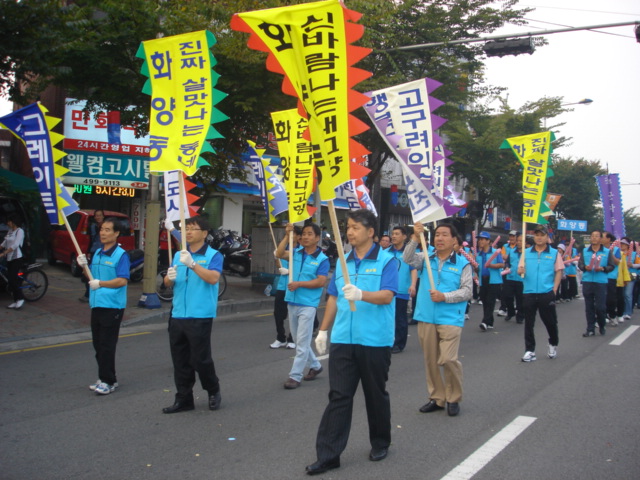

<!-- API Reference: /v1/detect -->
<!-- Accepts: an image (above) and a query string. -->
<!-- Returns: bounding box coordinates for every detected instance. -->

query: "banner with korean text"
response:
[245,141,288,223]
[163,171,199,223]
[501,132,555,224]
[231,0,371,201]
[136,30,227,175]
[596,173,625,238]
[0,103,79,224]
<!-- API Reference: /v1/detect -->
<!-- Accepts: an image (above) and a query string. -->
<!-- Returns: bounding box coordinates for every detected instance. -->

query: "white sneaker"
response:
[547,345,557,359]
[610,317,619,327]
[269,340,287,349]
[90,380,118,391]
[623,315,631,320]
[617,316,624,324]
[522,351,537,362]
[464,314,470,320]
[470,299,477,304]
[95,382,117,395]
[7,302,17,309]
[478,300,483,305]
[14,299,24,309]
[479,323,488,331]
[286,342,296,349]
[497,309,507,317]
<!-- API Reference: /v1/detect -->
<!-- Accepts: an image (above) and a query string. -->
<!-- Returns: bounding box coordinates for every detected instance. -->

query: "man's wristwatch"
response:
[189,261,197,269]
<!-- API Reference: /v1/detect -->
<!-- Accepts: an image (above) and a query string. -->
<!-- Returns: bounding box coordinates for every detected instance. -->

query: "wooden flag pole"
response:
[288,229,294,285]
[63,215,93,281]
[328,199,356,312]
[518,221,527,277]
[268,222,281,269]
[418,231,435,289]
[167,225,174,267]
[178,173,187,251]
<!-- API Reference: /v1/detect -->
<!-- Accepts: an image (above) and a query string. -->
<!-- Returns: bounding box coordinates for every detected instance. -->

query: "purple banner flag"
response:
[596,174,625,238]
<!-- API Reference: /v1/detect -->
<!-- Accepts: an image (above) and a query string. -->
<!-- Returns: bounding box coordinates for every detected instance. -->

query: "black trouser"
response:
[567,276,578,299]
[583,282,607,332]
[479,277,500,326]
[168,317,219,402]
[502,279,524,321]
[315,343,391,462]
[91,307,124,385]
[606,279,625,318]
[393,298,409,350]
[7,258,24,301]
[273,289,292,343]
[523,292,558,352]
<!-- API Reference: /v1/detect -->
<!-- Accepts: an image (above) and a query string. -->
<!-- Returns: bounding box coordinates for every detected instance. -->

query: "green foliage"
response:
[623,208,640,241]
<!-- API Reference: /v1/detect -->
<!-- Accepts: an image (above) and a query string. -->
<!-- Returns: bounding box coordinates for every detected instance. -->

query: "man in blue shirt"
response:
[517,225,564,362]
[389,226,417,353]
[276,223,329,389]
[306,209,398,475]
[162,216,224,413]
[77,217,130,396]
[476,232,504,331]
[503,233,524,323]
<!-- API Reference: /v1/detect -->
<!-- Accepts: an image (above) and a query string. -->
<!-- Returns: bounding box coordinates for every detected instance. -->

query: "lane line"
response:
[609,325,640,346]
[440,415,537,480]
[0,331,151,356]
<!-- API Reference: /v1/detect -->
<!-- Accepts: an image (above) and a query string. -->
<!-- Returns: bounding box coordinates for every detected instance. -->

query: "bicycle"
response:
[0,262,49,302]
[156,269,227,302]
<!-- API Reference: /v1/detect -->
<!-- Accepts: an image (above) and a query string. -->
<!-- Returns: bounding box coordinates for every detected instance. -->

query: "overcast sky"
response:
[482,0,640,214]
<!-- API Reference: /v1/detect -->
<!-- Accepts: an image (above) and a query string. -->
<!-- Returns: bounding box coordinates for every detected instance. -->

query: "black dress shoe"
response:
[305,458,340,475]
[369,447,388,461]
[209,391,221,411]
[419,400,444,413]
[162,401,195,414]
[447,402,460,416]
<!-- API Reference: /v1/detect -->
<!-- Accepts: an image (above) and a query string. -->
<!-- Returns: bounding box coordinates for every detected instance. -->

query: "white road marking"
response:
[440,415,537,480]
[609,325,640,346]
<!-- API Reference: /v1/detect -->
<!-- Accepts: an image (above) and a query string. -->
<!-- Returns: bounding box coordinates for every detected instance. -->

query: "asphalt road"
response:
[1,299,639,480]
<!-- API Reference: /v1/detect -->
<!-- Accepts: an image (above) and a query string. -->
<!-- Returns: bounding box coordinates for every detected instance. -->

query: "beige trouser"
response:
[417,322,463,406]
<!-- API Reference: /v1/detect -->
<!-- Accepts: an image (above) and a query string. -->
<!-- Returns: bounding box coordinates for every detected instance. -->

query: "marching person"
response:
[79,209,104,303]
[578,230,615,337]
[503,233,525,323]
[498,230,519,316]
[476,231,504,331]
[306,209,398,475]
[162,216,224,413]
[602,232,623,326]
[619,238,640,320]
[76,217,130,395]
[517,226,564,362]
[275,223,329,389]
[404,222,472,417]
[388,226,417,353]
[1,213,26,310]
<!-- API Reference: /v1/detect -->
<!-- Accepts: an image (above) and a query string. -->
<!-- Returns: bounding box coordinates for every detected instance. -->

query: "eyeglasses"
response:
[185,228,203,232]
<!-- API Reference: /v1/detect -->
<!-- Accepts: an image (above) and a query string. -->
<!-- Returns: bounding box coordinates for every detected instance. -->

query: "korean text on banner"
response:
[231,0,372,201]
[245,141,288,223]
[163,171,199,223]
[136,30,228,176]
[596,173,625,239]
[271,109,316,223]
[501,132,555,224]
[0,103,79,224]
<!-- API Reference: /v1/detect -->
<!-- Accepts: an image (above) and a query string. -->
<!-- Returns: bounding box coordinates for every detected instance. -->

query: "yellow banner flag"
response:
[136,30,227,176]
[232,0,372,201]
[271,109,316,224]
[503,132,554,223]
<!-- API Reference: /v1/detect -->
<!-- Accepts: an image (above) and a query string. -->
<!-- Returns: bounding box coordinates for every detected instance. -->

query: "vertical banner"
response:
[231,0,372,200]
[163,171,199,223]
[137,30,227,175]
[596,173,625,238]
[342,178,377,216]
[245,141,288,222]
[0,103,79,224]
[501,132,555,224]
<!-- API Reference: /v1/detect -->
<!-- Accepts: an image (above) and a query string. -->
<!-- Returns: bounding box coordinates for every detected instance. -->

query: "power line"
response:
[519,4,640,17]
[523,18,634,38]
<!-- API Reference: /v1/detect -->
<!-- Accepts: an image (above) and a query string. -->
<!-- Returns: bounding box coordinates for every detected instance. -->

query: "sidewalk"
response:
[0,261,275,348]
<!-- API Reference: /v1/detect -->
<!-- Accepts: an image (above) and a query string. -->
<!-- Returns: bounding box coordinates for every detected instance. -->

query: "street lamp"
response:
[561,98,593,107]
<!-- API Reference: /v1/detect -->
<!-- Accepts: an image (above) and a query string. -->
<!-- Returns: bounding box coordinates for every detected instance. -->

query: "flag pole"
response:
[418,231,435,288]
[63,215,93,281]
[519,221,527,277]
[178,173,187,251]
[288,229,294,285]
[328,199,356,312]
[167,224,174,267]
[268,222,281,269]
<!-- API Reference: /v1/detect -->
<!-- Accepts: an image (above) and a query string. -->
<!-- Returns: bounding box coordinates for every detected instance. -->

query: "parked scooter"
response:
[209,228,251,277]
[128,249,145,283]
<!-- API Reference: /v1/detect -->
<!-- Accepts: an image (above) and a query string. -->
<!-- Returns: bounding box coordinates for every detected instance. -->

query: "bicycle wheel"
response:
[156,270,174,302]
[218,272,227,299]
[22,269,48,302]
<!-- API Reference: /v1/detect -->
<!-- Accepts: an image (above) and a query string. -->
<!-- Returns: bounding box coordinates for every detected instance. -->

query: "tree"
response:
[546,157,606,227]
[623,207,640,241]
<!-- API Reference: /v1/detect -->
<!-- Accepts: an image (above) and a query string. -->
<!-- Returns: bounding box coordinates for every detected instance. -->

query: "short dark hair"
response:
[380,234,391,241]
[591,229,602,236]
[185,216,210,232]
[392,226,407,236]
[293,226,303,236]
[103,217,123,234]
[347,209,377,236]
[435,223,459,239]
[604,231,616,242]
[7,213,22,227]
[302,223,321,237]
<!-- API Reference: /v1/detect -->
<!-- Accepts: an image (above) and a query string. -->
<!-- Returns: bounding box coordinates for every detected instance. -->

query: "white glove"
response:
[77,254,88,266]
[166,267,177,281]
[342,284,363,301]
[179,250,194,267]
[278,267,289,275]
[164,218,174,231]
[273,249,278,258]
[315,330,328,355]
[89,279,101,290]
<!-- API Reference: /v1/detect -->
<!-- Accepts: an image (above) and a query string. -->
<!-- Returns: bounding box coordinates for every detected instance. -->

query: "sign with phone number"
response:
[60,150,150,190]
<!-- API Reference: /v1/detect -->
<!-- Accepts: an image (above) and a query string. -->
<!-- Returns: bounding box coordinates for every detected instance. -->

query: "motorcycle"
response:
[128,249,145,283]
[321,237,338,267]
[209,228,251,277]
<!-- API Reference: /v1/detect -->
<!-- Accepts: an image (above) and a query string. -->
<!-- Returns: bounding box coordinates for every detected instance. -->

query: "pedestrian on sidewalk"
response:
[270,226,302,350]
[517,226,564,362]
[162,216,224,414]
[275,223,329,390]
[76,217,130,395]
[404,222,472,417]
[1,213,26,310]
[306,209,398,475]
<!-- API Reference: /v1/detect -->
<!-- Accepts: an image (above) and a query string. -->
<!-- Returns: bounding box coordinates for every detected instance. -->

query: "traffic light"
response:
[483,38,535,57]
